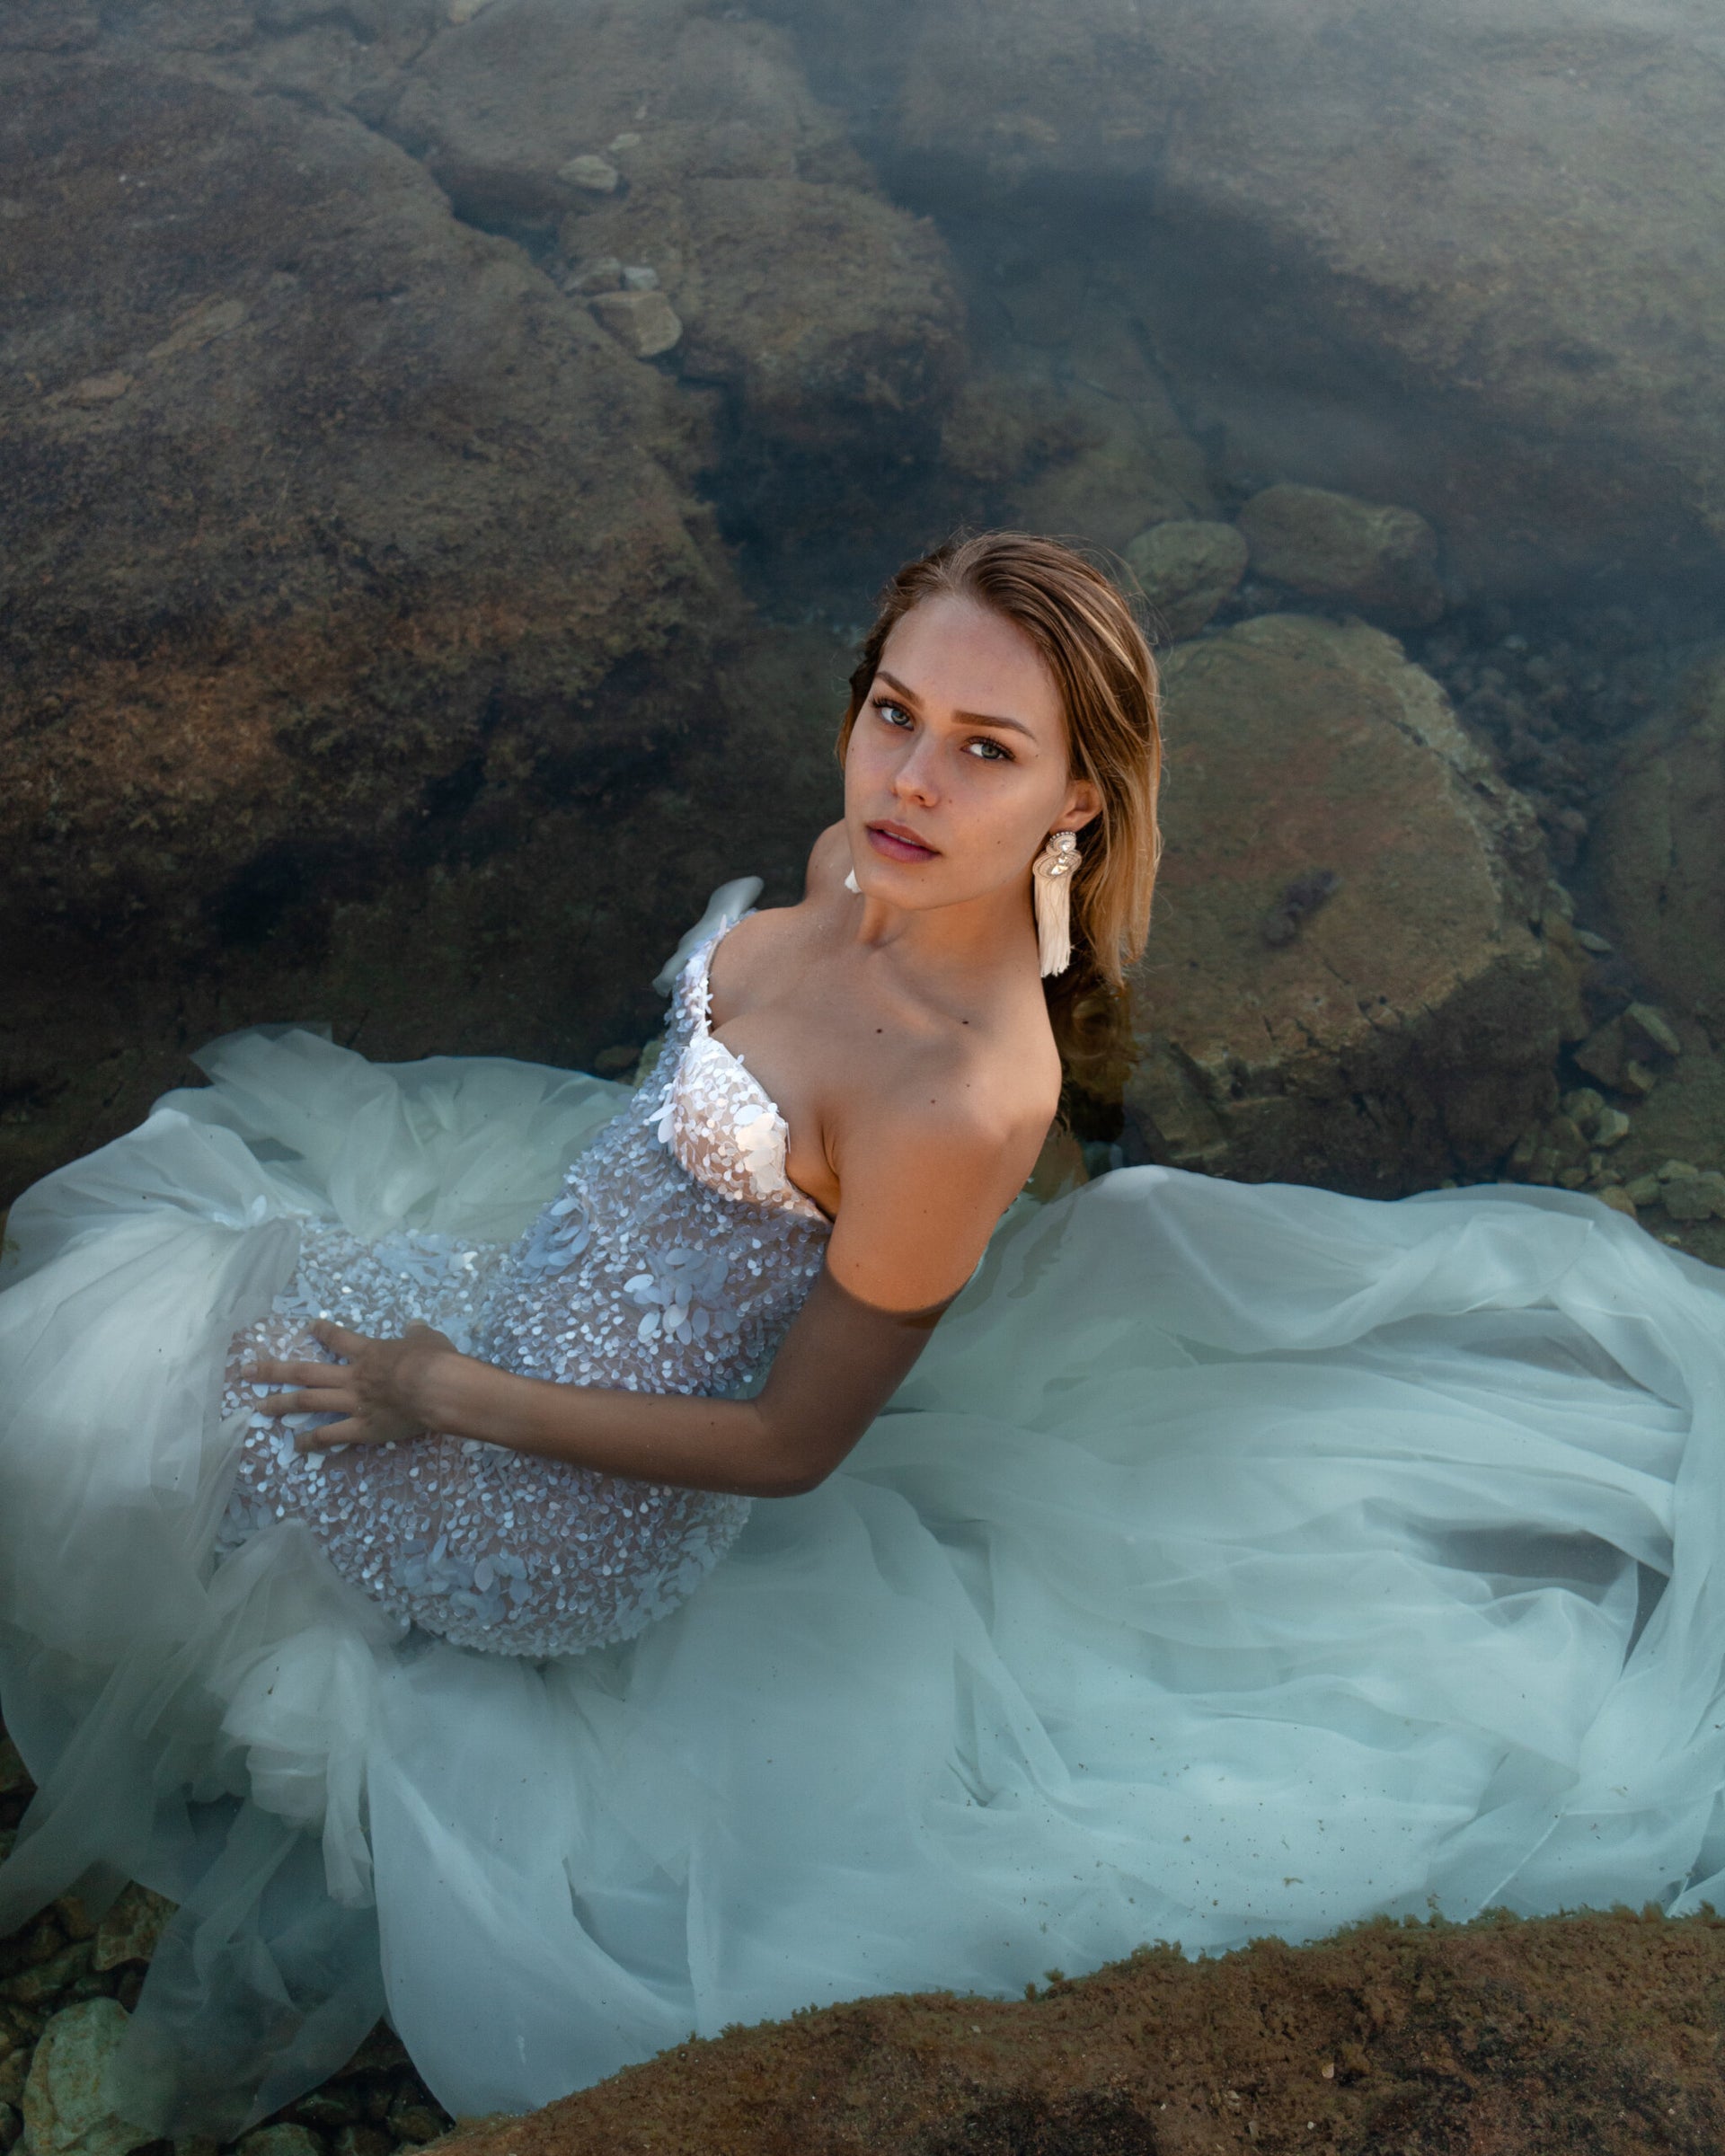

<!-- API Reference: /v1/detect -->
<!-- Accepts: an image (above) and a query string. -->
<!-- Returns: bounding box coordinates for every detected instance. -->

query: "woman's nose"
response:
[892,736,941,805]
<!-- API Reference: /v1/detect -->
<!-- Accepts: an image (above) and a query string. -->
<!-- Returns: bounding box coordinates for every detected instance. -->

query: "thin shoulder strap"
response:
[650,876,765,996]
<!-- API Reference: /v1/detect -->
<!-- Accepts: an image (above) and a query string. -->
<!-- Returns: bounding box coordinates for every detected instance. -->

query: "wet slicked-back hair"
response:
[837,532,1163,1085]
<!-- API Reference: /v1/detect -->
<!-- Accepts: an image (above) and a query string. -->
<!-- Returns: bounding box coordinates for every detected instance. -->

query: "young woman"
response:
[2,535,1722,2142]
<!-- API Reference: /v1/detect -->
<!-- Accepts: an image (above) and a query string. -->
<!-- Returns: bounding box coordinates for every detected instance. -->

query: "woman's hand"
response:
[241,1320,456,1450]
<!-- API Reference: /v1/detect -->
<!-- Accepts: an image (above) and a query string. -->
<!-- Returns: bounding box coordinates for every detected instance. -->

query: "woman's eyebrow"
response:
[875,669,1037,739]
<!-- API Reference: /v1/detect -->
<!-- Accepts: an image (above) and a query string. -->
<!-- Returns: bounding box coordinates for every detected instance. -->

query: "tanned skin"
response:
[245,596,1101,1498]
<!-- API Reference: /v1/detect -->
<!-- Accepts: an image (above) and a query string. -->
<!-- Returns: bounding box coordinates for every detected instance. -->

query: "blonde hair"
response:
[837,532,1163,1078]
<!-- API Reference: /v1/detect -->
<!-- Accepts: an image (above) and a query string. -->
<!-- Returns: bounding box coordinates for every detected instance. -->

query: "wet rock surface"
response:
[775,0,1725,610]
[1123,520,1247,642]
[1589,648,1725,1029]
[1234,486,1443,631]
[411,1904,1725,2155]
[1121,615,1584,1195]
[382,0,965,461]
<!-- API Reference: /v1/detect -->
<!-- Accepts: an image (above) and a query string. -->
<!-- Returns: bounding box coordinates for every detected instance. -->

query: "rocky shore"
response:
[8,1718,1725,2156]
[4,0,1725,2147]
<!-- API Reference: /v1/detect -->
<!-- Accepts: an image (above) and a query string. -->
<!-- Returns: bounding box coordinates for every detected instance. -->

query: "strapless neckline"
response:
[668,914,833,1226]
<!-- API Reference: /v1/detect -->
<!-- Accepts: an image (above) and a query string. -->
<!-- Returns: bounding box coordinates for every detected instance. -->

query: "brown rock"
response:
[783,0,1725,603]
[1591,649,1725,1024]
[1123,519,1248,641]
[1572,1018,1629,1092]
[588,289,683,358]
[1235,485,1443,629]
[91,1886,177,1974]
[668,178,962,455]
[0,48,744,1205]
[1123,615,1582,1194]
[386,0,963,456]
[420,1909,1725,2156]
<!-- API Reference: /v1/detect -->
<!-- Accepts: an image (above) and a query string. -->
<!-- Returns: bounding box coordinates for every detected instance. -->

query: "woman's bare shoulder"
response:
[804,821,852,893]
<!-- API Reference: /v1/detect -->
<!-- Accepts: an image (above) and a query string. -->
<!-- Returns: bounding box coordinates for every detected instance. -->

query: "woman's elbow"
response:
[753,1433,851,1499]
[756,1458,832,1500]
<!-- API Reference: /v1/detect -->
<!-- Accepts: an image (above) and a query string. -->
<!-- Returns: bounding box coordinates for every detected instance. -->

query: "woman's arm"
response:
[246,1100,1041,1498]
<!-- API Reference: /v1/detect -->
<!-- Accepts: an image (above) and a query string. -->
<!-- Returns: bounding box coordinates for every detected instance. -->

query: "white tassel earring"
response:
[1031,829,1081,976]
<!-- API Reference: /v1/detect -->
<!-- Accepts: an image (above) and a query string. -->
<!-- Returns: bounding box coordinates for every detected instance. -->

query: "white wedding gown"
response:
[3,878,1723,2138]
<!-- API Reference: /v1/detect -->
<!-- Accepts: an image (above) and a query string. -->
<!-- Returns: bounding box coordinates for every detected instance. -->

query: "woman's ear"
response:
[1062,776,1102,833]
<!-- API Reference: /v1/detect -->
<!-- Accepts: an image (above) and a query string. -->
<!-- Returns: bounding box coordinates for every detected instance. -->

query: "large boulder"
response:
[411,1911,1725,2156]
[1588,649,1725,1030]
[381,0,966,460]
[0,49,808,1204]
[1123,615,1586,1195]
[769,0,1725,605]
[0,49,729,940]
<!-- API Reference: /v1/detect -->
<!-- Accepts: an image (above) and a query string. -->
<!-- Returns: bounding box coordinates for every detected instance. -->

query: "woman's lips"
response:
[866,822,939,864]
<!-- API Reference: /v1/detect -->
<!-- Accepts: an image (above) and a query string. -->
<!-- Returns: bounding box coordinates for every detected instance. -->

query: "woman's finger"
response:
[246,1358,333,1391]
[257,1388,357,1418]
[308,1320,364,1356]
[296,1418,367,1451]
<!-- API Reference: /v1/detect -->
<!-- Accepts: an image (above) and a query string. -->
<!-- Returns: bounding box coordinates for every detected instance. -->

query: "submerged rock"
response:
[0,49,746,1203]
[1590,647,1725,1027]
[20,2001,152,2156]
[385,0,964,460]
[588,288,683,358]
[1235,484,1444,629]
[778,0,1725,606]
[1123,518,1247,641]
[1122,615,1584,1194]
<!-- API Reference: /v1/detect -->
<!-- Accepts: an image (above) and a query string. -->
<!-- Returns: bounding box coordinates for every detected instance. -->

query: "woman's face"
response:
[843,595,1101,914]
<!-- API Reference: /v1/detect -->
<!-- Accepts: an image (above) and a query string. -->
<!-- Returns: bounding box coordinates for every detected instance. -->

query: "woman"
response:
[2,535,1722,2141]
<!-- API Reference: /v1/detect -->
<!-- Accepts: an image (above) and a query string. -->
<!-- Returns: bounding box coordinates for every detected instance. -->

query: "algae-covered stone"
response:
[91,1888,176,1975]
[20,2001,153,2156]
[1123,614,1581,1194]
[1124,521,1247,641]
[1235,486,1443,629]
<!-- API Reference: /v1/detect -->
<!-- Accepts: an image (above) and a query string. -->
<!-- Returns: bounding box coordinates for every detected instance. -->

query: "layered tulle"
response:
[3,1025,1723,2134]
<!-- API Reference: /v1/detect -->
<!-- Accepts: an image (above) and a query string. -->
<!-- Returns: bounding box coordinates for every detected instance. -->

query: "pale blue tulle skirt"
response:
[2,1027,1722,2134]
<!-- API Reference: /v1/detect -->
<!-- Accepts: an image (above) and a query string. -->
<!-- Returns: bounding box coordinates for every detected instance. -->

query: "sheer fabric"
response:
[1,881,1722,2137]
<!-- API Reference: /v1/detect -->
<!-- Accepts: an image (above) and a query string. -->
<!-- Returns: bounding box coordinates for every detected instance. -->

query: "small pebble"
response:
[1593,1106,1632,1148]
[1623,1003,1682,1060]
[559,155,619,194]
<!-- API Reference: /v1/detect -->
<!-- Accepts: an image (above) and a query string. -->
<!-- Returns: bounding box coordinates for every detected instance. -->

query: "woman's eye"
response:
[964,738,1013,762]
[873,698,913,729]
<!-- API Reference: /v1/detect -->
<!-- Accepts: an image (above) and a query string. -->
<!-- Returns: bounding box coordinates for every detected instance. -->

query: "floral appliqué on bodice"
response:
[214,897,832,1658]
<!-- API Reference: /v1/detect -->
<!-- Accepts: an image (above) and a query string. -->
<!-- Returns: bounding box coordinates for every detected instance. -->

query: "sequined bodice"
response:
[215,886,833,1658]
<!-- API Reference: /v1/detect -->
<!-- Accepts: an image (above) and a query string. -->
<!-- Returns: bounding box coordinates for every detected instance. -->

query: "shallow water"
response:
[1,0,1721,1227]
[2,12,1725,2148]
